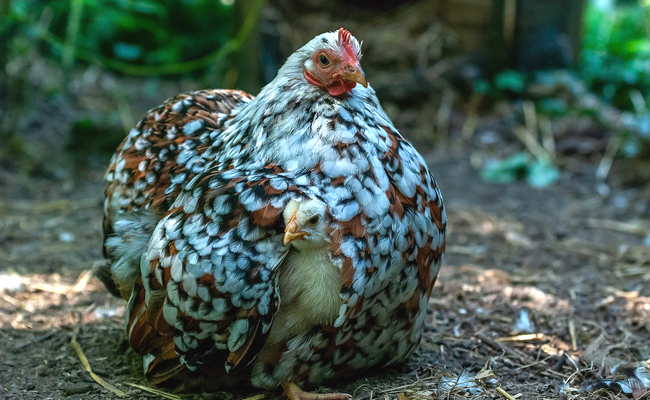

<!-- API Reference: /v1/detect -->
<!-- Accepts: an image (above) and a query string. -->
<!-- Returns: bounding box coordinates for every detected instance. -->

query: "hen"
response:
[101,28,447,399]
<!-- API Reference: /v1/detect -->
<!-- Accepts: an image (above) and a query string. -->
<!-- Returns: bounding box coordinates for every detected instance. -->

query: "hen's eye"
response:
[307,216,320,225]
[318,54,330,67]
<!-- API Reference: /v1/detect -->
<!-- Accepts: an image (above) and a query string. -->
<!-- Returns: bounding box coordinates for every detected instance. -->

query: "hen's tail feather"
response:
[95,262,122,297]
[126,278,185,383]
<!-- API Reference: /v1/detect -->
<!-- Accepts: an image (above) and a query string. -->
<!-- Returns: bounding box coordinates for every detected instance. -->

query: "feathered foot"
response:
[282,382,350,400]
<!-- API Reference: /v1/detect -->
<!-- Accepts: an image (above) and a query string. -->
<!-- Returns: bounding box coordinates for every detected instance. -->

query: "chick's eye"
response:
[318,54,330,66]
[307,216,320,225]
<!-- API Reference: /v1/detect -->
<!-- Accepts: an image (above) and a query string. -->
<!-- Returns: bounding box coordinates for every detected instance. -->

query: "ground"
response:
[1,138,648,400]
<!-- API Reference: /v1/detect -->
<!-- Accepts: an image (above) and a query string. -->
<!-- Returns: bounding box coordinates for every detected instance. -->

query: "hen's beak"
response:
[337,64,368,88]
[284,210,310,245]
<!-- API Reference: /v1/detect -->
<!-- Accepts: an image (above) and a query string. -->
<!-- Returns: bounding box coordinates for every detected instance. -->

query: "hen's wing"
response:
[102,89,254,298]
[127,167,314,382]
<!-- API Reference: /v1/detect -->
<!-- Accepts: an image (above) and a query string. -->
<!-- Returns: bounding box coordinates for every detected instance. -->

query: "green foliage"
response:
[481,152,559,188]
[6,0,249,75]
[481,153,529,184]
[582,0,650,112]
[494,70,526,94]
[526,158,560,187]
[475,1,650,186]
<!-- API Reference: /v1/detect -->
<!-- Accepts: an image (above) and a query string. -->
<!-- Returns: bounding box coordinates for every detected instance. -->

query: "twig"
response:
[553,240,614,258]
[496,333,545,342]
[0,292,20,307]
[126,383,181,400]
[32,281,72,294]
[542,368,571,379]
[446,245,486,256]
[637,391,650,400]
[539,116,556,161]
[72,265,98,294]
[596,131,622,181]
[519,354,556,370]
[615,266,650,278]
[477,333,528,364]
[379,376,437,394]
[514,101,556,164]
[513,126,552,164]
[586,218,649,236]
[605,286,640,299]
[568,320,578,351]
[523,101,538,140]
[496,387,517,400]
[70,315,128,398]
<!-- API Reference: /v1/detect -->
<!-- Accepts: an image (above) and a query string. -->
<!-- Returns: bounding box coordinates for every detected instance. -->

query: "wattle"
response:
[327,80,356,97]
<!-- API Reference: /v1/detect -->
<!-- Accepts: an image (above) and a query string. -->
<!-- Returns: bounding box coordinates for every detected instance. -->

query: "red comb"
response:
[338,27,351,45]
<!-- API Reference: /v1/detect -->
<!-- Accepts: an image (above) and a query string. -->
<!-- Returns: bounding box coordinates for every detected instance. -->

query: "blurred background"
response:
[0,0,649,195]
[0,0,650,197]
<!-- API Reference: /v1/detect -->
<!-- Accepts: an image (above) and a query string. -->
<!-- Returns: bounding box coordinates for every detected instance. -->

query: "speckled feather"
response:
[102,29,447,390]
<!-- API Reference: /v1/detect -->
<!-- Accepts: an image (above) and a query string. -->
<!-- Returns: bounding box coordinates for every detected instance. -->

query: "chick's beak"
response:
[337,63,368,88]
[284,210,310,245]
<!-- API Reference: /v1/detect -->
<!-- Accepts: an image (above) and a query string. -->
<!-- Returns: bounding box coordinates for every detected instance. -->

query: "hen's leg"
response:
[282,382,349,400]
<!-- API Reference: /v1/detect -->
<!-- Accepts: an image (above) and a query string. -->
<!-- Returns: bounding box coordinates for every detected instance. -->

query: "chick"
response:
[267,198,342,344]
[282,198,330,249]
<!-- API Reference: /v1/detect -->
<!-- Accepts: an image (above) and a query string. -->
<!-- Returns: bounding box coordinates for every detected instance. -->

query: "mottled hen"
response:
[101,28,447,399]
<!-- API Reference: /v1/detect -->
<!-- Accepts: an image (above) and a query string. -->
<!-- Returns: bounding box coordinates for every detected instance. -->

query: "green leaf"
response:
[526,159,559,188]
[538,98,568,115]
[474,79,491,94]
[113,42,142,61]
[481,153,530,183]
[495,70,525,93]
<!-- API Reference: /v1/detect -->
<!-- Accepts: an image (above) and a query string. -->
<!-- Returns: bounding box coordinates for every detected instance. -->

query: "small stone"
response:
[3,358,16,367]
[58,232,75,242]
[61,383,94,396]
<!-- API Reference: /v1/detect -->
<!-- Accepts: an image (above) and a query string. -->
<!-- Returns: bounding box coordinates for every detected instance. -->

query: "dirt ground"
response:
[0,137,649,400]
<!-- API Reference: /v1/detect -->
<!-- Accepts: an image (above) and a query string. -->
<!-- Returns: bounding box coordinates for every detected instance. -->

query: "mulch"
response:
[0,151,648,400]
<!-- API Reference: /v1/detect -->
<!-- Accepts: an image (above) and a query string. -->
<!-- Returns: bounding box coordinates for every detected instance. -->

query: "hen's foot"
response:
[282,382,350,400]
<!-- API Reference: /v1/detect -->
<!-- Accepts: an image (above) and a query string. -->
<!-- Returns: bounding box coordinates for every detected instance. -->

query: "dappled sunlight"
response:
[0,272,123,331]
[0,270,143,399]
[448,209,531,246]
